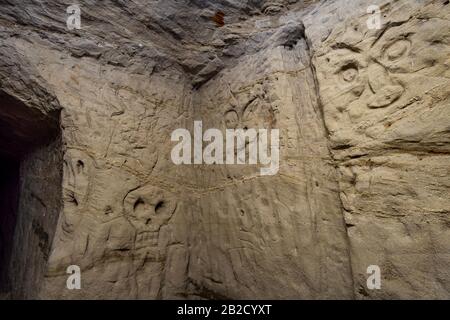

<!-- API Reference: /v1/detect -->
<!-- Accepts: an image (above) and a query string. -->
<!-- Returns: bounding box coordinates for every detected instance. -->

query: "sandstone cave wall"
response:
[0,0,448,299]
[0,43,63,298]
[9,137,63,299]
[307,0,450,298]
[188,32,353,298]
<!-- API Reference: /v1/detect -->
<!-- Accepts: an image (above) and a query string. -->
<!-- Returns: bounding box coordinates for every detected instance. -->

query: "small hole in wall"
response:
[261,198,269,206]
[104,206,113,215]
[431,39,443,45]
[444,1,449,5]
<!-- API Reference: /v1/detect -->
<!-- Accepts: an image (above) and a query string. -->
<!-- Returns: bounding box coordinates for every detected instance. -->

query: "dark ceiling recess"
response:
[0,90,60,294]
[0,91,59,160]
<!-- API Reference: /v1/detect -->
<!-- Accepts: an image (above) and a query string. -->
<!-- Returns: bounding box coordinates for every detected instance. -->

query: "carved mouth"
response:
[135,231,158,249]
[368,85,404,108]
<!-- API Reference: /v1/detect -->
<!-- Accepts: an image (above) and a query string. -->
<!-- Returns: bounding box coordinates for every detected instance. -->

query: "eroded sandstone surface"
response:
[0,0,448,299]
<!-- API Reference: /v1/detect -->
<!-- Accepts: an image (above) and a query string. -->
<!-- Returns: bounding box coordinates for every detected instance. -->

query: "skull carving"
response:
[124,185,177,250]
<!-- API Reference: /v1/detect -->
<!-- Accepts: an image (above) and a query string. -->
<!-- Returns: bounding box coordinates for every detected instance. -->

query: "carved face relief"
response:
[223,86,276,131]
[316,11,450,143]
[61,150,94,234]
[320,49,368,113]
[320,16,450,109]
[124,185,177,250]
[320,48,406,115]
[371,19,450,77]
[222,88,276,160]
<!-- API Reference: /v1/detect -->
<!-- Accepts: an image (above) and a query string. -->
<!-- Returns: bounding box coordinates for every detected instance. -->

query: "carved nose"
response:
[133,198,153,224]
[367,62,404,108]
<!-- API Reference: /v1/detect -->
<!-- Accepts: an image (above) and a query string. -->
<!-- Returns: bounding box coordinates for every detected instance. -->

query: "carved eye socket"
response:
[154,200,166,215]
[339,63,359,83]
[385,40,410,61]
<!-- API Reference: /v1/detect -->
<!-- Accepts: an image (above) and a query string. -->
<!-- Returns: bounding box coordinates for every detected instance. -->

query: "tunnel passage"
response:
[0,90,62,297]
[0,156,19,292]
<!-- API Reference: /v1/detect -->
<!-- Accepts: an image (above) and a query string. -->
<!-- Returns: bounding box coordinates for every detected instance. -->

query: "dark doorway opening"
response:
[0,155,20,293]
[0,90,62,297]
